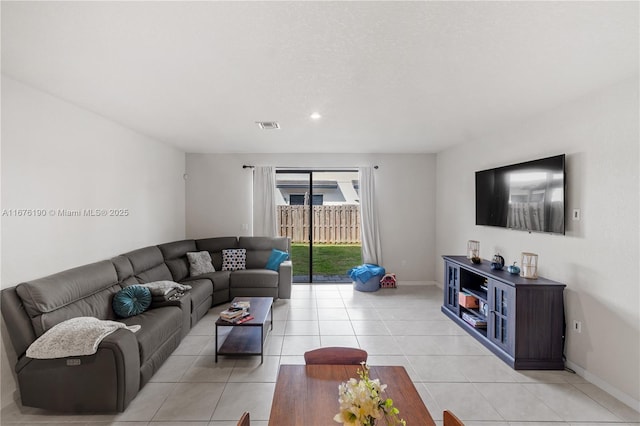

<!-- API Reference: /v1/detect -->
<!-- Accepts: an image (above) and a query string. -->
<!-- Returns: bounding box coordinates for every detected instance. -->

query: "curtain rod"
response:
[242,165,378,169]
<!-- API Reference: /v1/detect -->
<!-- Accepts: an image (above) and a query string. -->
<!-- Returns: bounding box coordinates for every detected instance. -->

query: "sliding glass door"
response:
[276,171,311,282]
[276,170,361,283]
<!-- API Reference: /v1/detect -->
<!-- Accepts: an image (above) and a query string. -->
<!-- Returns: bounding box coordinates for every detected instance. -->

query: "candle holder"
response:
[520,252,538,279]
[467,240,480,259]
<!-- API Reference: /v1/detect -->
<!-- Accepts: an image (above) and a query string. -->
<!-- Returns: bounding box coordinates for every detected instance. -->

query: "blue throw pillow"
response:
[113,285,152,318]
[265,249,289,271]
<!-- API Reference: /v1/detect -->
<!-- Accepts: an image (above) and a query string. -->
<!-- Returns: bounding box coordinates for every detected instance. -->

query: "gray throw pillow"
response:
[186,251,215,276]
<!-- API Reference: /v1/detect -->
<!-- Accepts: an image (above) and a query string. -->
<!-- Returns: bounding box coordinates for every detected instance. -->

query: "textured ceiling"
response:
[2,1,638,154]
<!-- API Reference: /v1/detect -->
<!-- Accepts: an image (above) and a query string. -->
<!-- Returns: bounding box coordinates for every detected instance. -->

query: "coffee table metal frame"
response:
[215,297,273,363]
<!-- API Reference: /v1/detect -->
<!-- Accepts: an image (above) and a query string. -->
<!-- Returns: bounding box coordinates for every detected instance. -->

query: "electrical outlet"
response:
[572,209,581,221]
[572,320,582,333]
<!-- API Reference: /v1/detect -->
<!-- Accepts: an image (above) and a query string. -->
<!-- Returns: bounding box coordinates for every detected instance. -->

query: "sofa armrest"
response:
[15,328,140,412]
[278,260,292,299]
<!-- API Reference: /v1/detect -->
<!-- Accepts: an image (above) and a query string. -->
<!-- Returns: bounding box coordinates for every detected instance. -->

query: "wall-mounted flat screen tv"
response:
[476,154,565,235]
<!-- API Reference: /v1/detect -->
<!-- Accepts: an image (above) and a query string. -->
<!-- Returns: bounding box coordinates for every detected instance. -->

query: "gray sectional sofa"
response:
[1,236,291,413]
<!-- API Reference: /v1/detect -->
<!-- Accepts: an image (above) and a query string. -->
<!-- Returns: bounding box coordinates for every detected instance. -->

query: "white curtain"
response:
[359,166,382,265]
[253,166,277,237]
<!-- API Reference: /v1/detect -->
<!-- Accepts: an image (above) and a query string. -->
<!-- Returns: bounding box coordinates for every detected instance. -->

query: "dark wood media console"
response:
[441,255,566,370]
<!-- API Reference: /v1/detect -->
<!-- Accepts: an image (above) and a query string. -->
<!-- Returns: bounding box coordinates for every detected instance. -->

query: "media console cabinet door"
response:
[487,279,515,355]
[444,261,460,313]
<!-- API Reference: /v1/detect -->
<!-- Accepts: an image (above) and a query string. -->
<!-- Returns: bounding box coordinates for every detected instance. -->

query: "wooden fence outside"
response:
[277,205,361,244]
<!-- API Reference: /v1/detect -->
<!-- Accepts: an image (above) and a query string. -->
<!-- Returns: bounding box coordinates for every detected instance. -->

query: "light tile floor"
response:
[2,283,639,426]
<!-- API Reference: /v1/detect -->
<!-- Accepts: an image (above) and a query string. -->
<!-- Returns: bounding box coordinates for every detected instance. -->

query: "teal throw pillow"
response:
[265,249,289,271]
[113,285,152,318]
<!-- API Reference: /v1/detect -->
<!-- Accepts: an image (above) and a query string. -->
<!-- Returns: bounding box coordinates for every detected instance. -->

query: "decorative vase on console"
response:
[507,262,521,275]
[491,253,505,270]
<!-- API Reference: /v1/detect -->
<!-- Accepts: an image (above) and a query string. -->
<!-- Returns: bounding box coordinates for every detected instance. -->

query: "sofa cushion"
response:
[222,249,246,271]
[230,269,279,288]
[111,256,139,286]
[181,271,230,292]
[15,260,121,337]
[136,264,173,283]
[122,246,164,273]
[118,306,182,365]
[195,237,238,270]
[187,251,215,276]
[158,239,197,260]
[164,258,189,282]
[113,286,152,318]
[158,240,197,281]
[120,246,173,283]
[182,279,214,311]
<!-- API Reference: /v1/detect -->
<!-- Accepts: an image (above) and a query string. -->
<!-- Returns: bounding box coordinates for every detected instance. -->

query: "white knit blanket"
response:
[26,317,140,359]
[138,281,192,296]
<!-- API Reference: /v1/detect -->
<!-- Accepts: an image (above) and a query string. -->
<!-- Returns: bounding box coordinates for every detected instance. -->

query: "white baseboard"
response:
[397,280,440,286]
[565,359,640,413]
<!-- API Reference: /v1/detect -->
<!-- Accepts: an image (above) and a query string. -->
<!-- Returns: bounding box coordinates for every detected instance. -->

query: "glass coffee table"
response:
[215,296,273,363]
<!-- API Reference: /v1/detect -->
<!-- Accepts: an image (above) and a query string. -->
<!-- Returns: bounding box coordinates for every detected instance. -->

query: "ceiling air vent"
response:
[256,121,280,130]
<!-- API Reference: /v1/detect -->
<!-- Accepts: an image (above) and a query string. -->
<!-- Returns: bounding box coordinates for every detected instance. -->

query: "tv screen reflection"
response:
[476,155,565,235]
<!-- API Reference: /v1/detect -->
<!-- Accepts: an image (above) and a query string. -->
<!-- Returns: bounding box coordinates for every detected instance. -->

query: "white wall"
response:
[435,77,639,408]
[1,76,186,407]
[186,153,436,281]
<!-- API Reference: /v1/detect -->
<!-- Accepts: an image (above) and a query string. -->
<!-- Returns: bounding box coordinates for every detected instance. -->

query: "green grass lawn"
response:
[291,243,362,276]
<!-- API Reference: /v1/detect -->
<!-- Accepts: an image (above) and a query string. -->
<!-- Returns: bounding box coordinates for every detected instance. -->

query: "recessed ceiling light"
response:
[310,112,322,120]
[256,121,280,130]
